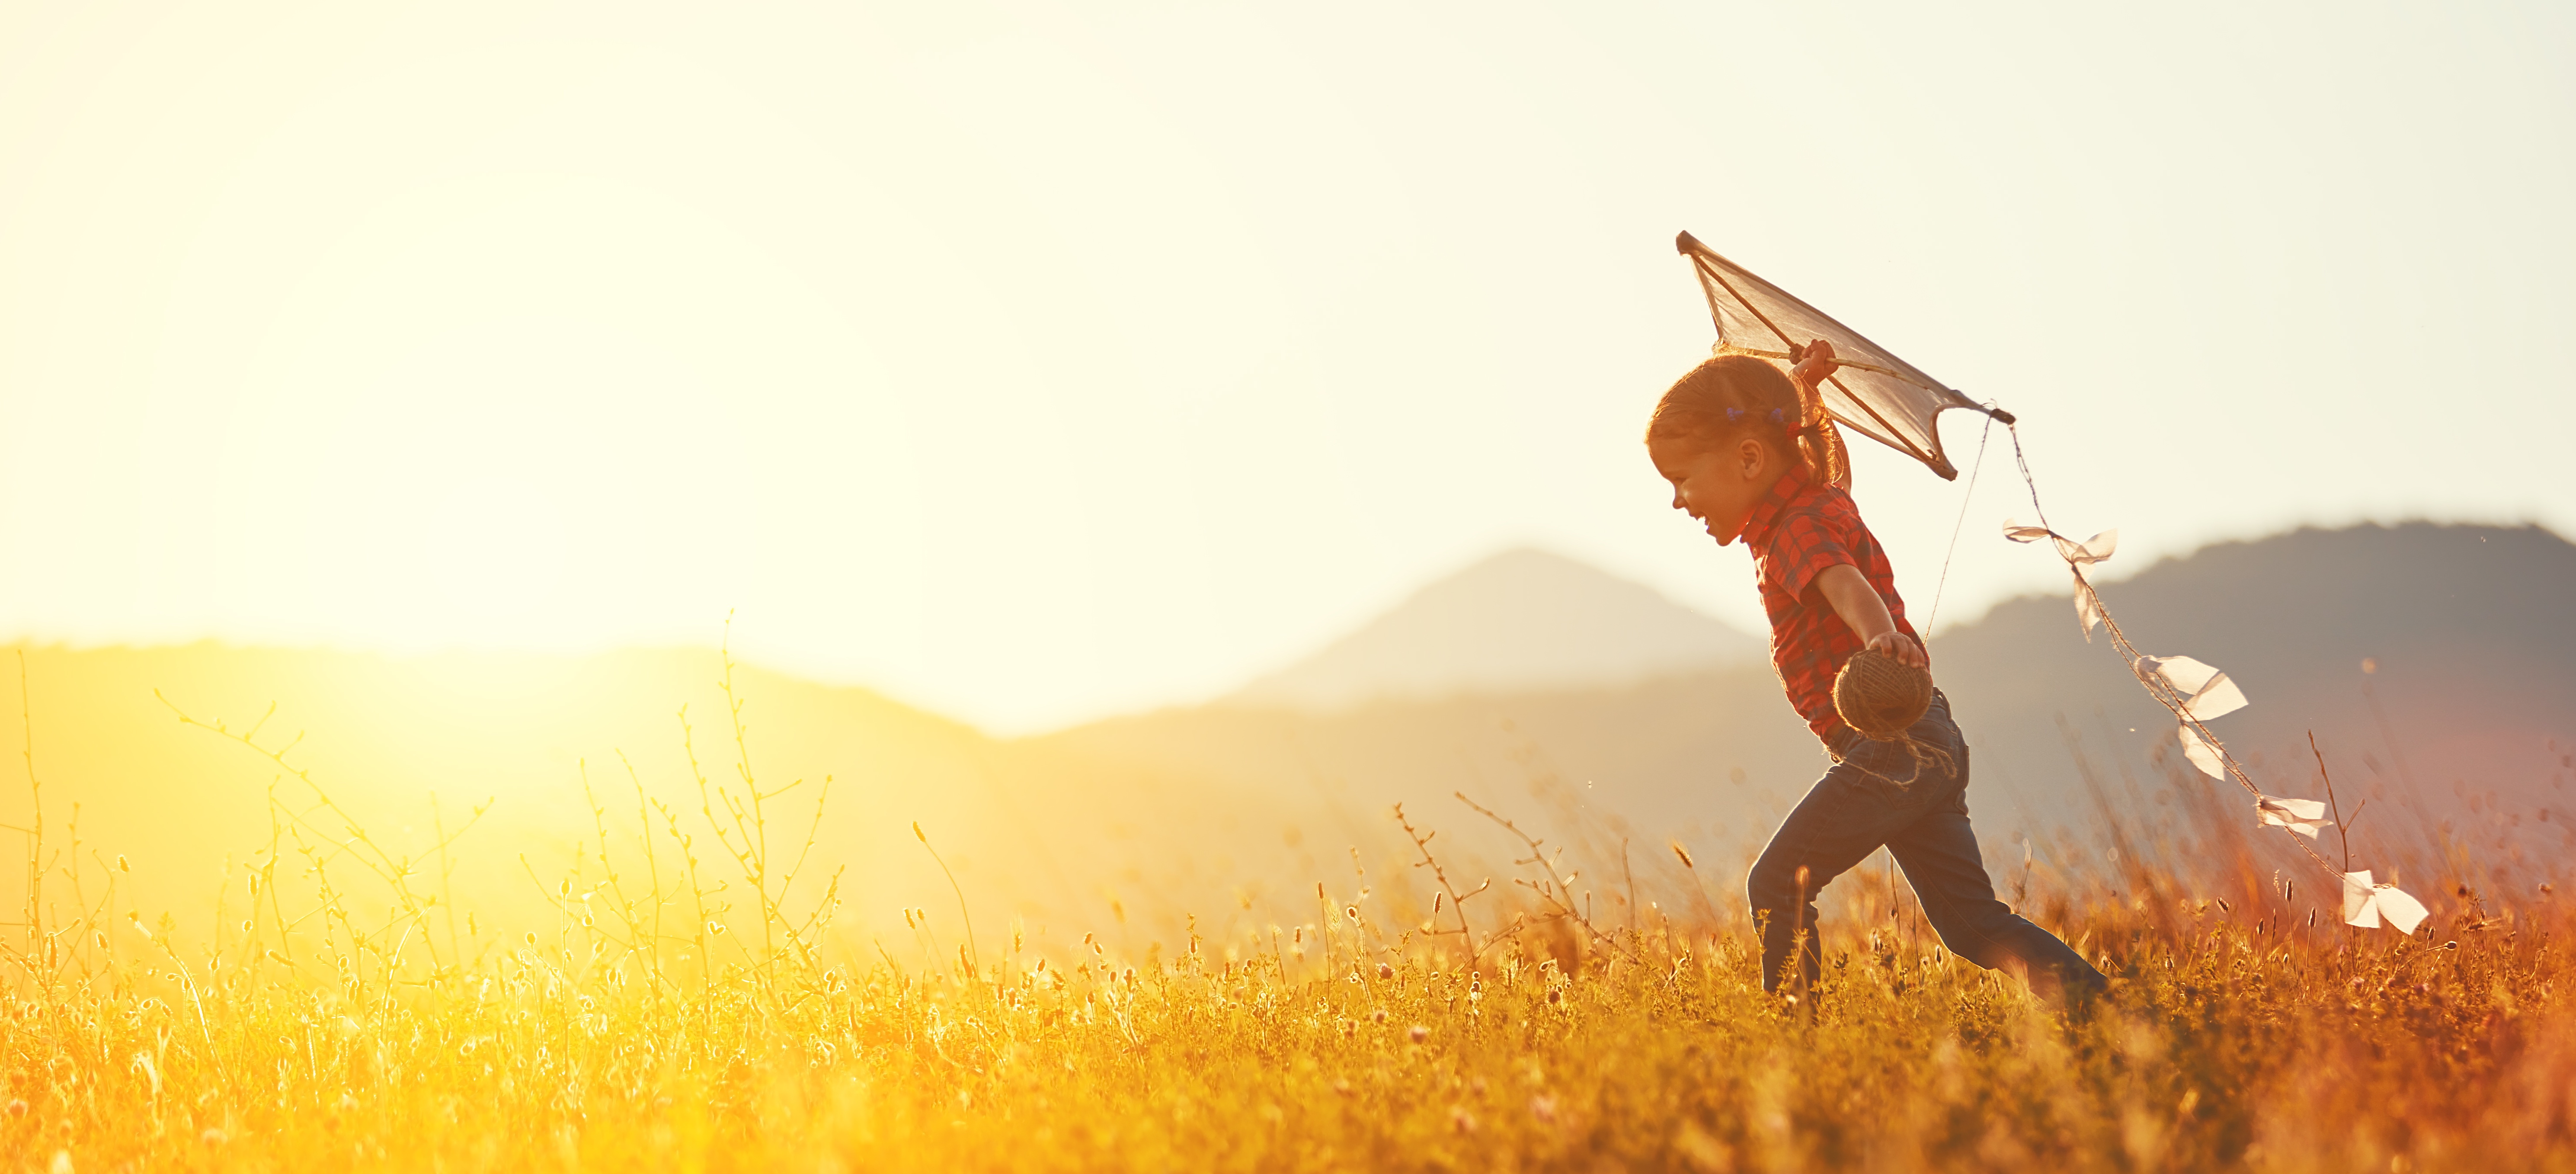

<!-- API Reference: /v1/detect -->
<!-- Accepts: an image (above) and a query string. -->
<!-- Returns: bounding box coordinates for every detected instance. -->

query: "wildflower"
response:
[1450,1106,1477,1134]
[523,932,538,947]
[1372,1009,1387,1024]
[1531,1094,1558,1123]
[1671,842,1695,869]
[1408,1024,1429,1043]
[1344,905,1359,922]
[116,855,129,873]
[5,1098,24,1118]
[709,922,726,936]
[1377,962,1393,980]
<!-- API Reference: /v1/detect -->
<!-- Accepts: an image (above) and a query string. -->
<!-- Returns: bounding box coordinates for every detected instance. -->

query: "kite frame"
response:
[1676,231,2012,481]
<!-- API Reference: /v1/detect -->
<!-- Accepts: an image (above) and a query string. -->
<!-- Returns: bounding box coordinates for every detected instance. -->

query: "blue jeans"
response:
[1746,691,2106,1001]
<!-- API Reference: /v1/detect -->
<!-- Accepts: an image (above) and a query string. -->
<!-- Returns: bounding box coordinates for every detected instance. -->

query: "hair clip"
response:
[1724,407,1747,422]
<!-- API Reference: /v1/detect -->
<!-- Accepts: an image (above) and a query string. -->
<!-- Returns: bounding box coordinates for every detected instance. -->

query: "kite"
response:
[1675,231,2010,481]
[1674,231,2433,935]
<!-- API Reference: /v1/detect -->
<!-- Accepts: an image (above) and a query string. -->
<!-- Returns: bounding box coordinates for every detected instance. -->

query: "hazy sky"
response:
[4,2,2570,732]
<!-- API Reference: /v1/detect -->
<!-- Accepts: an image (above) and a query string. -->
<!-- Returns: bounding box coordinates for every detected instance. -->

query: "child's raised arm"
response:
[1814,564,1927,667]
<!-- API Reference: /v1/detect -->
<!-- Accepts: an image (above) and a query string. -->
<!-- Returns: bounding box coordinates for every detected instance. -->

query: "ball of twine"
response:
[1834,648,1934,741]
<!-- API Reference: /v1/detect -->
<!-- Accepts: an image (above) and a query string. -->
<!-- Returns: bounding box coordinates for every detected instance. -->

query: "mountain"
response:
[0,643,1345,949]
[1228,547,1764,711]
[9,524,2566,955]
[1037,522,2576,898]
[1929,522,2576,875]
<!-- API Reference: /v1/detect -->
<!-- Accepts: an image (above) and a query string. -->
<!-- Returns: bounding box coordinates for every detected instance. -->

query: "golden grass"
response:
[6,653,2573,1171]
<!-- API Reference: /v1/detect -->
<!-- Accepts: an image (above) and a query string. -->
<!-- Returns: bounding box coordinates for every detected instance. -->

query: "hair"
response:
[1644,353,1848,488]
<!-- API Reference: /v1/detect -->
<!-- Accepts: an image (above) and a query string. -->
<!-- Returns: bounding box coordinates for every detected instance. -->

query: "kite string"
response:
[2008,420,2055,538]
[1920,411,1994,635]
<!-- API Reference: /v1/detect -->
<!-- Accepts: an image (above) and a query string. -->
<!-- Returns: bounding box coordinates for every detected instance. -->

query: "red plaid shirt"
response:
[1739,463,1920,741]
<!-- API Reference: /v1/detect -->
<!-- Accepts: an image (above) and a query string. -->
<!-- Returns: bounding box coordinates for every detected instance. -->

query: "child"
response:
[1645,343,2106,1005]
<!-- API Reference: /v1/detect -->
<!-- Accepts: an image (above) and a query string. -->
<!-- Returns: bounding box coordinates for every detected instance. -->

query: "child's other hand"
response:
[1791,340,1840,388]
[1866,631,1927,669]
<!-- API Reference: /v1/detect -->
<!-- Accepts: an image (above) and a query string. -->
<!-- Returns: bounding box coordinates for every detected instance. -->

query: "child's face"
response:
[1648,432,1783,547]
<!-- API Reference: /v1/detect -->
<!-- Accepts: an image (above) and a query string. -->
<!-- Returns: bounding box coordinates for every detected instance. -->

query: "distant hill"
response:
[1037,523,2576,895]
[7,524,2567,954]
[1229,548,1763,711]
[1932,522,2576,871]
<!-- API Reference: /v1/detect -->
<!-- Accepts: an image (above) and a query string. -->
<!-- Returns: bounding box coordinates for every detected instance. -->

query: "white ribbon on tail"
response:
[2137,655,2250,722]
[2255,795,2332,840]
[2340,870,2431,934]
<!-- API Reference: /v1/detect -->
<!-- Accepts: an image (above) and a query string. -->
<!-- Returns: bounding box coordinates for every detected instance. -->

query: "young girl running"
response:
[1645,343,2106,1005]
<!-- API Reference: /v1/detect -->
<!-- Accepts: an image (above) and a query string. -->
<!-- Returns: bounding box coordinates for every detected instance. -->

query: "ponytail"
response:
[1646,353,1848,488]
[1786,372,1850,489]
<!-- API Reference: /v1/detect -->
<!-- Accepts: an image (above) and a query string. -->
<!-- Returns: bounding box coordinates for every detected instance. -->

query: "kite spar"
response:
[1675,231,2012,481]
[1674,231,2431,933]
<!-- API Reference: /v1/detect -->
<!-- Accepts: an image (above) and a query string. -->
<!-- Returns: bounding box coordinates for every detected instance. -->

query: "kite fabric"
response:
[1676,231,2003,480]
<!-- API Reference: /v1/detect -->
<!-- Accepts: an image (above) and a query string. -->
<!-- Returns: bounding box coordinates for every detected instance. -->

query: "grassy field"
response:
[5,659,2571,1172]
[6,894,2567,1172]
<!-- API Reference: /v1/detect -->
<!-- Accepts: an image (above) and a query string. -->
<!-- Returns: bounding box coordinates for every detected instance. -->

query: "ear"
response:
[1735,436,1769,480]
